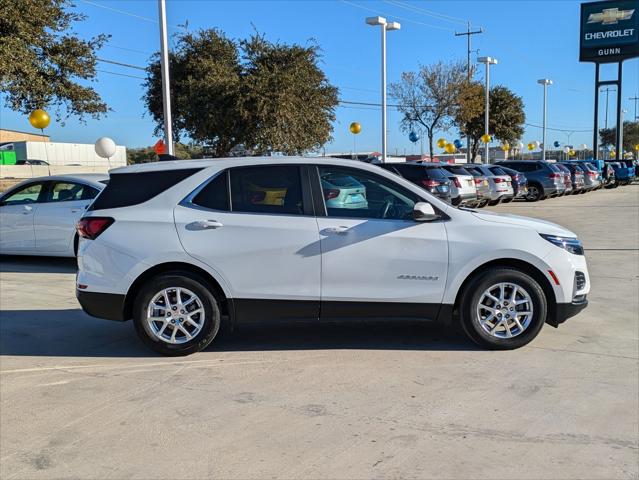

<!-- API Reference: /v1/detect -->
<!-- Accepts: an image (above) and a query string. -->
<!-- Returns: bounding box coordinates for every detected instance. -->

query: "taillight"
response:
[324,189,340,200]
[494,177,505,183]
[77,217,114,240]
[473,178,483,185]
[421,179,441,188]
[452,177,461,188]
[548,173,561,179]
[512,174,520,181]
[587,171,596,177]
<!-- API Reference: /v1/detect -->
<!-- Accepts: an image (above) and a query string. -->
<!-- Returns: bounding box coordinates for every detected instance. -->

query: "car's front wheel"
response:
[459,267,547,350]
[525,184,543,202]
[133,272,221,356]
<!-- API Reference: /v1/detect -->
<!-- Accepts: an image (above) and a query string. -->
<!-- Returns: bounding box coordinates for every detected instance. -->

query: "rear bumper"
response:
[548,297,588,327]
[76,289,127,321]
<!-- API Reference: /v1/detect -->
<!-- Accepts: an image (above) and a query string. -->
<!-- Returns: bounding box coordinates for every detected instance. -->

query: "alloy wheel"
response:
[146,287,205,344]
[476,282,534,339]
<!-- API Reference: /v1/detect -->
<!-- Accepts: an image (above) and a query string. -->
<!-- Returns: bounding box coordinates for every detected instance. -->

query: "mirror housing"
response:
[413,202,439,222]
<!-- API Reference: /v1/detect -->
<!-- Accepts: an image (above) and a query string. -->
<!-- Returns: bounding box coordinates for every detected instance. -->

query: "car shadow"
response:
[0,255,77,274]
[0,309,477,357]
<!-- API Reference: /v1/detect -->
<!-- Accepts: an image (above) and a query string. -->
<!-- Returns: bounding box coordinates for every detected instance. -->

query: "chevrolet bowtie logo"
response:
[588,7,634,25]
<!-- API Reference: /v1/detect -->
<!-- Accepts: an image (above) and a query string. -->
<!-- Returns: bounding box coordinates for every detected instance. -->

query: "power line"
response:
[96,57,147,71]
[97,69,146,80]
[384,0,469,26]
[103,44,153,56]
[339,0,456,32]
[81,0,186,30]
[525,122,592,133]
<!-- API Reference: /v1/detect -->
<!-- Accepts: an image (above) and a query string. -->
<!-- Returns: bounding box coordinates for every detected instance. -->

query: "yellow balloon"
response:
[437,138,447,149]
[527,143,534,151]
[569,149,576,156]
[349,122,361,134]
[481,133,492,144]
[634,144,639,151]
[29,109,50,129]
[444,142,455,154]
[501,143,510,151]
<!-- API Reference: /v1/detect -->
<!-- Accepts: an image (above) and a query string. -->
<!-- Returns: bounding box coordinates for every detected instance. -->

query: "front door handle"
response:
[22,205,33,214]
[70,209,82,213]
[325,225,349,235]
[187,220,224,230]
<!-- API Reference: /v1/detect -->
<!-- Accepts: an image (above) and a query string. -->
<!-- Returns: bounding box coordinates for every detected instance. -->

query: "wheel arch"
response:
[452,258,557,326]
[123,262,232,323]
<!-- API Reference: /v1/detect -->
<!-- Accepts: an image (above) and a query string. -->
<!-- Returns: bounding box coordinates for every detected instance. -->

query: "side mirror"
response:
[413,202,439,222]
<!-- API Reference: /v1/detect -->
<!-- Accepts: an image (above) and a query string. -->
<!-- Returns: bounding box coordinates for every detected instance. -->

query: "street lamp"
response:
[537,79,552,161]
[477,56,497,163]
[366,16,400,163]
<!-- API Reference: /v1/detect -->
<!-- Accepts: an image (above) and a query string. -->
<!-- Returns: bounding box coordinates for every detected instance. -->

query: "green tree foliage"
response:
[599,121,639,158]
[127,142,203,164]
[0,0,109,120]
[458,85,525,161]
[389,61,474,157]
[144,29,338,157]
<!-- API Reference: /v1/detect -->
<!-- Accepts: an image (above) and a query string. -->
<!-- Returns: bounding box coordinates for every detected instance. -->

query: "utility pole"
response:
[630,94,639,121]
[158,0,174,156]
[455,22,483,162]
[602,87,614,130]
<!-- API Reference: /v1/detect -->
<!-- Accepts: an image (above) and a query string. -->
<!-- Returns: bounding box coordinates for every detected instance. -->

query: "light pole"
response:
[537,79,552,161]
[366,16,400,163]
[620,108,627,158]
[477,56,497,163]
[158,0,174,155]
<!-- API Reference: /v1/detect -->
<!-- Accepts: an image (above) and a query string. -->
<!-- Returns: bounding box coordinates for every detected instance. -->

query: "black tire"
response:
[73,234,79,256]
[488,199,501,206]
[501,197,513,204]
[525,183,543,202]
[458,267,547,350]
[132,271,222,356]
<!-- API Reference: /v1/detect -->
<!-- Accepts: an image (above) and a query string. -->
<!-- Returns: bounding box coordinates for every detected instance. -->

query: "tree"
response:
[144,29,338,157]
[457,85,525,161]
[127,142,204,164]
[599,121,639,158]
[389,61,470,157]
[0,0,109,120]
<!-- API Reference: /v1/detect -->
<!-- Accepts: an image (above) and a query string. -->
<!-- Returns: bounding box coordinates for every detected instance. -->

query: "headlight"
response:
[540,234,584,255]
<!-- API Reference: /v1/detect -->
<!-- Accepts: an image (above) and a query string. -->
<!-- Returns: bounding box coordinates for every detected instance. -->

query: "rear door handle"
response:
[325,225,349,235]
[188,220,224,230]
[70,209,82,213]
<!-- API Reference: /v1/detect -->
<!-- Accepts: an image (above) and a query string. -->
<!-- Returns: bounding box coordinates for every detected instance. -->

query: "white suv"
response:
[76,157,589,356]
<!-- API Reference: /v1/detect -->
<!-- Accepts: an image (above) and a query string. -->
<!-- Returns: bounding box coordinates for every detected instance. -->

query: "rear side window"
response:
[488,166,508,176]
[463,167,482,177]
[393,165,426,182]
[548,164,561,173]
[424,167,448,179]
[191,171,229,211]
[444,166,471,176]
[230,165,304,215]
[90,168,203,210]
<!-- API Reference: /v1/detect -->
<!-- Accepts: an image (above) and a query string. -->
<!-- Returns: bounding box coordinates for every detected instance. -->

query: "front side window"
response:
[49,182,98,202]
[318,166,418,220]
[230,165,304,215]
[0,182,45,205]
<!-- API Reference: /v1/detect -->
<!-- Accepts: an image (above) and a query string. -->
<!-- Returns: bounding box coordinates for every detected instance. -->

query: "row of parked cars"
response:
[379,159,638,207]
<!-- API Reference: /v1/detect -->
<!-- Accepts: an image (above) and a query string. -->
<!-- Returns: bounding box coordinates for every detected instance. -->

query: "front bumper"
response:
[548,296,588,327]
[77,289,127,321]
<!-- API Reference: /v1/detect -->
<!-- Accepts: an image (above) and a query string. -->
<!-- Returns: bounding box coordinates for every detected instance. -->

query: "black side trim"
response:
[232,299,442,324]
[76,290,127,321]
[234,299,320,323]
[321,301,440,321]
[548,297,588,327]
[307,165,327,217]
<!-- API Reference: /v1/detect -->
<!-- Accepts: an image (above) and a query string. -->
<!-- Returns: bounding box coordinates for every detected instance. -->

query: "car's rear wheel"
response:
[525,184,543,202]
[459,267,547,350]
[488,199,501,206]
[501,197,513,203]
[133,272,221,356]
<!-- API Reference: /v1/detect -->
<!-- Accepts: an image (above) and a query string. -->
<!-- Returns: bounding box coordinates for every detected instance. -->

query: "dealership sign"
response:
[580,0,639,63]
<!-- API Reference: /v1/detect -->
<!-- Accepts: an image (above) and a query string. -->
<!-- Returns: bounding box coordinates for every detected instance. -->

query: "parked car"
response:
[0,174,108,257]
[605,161,632,186]
[320,172,368,209]
[559,162,586,194]
[463,164,514,206]
[493,165,527,201]
[16,159,50,166]
[449,164,490,207]
[496,161,565,201]
[618,160,637,182]
[436,164,478,206]
[579,162,602,191]
[379,163,452,203]
[76,157,590,355]
[553,163,574,195]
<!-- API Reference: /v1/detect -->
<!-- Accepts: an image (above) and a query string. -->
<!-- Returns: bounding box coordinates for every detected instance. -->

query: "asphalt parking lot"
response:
[1,185,638,479]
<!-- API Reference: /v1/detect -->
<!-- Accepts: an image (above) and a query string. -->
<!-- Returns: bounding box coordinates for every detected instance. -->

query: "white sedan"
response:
[0,174,108,257]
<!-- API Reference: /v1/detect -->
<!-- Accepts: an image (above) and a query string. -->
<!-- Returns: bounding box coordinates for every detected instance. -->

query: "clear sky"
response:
[1,0,638,154]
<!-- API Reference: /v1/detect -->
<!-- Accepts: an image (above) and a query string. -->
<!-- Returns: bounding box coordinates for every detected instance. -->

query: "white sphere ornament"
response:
[534,140,540,148]
[95,137,116,158]
[581,144,587,150]
[563,146,570,153]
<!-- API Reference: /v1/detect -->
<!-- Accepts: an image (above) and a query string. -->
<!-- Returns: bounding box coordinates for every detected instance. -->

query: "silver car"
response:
[436,164,478,206]
[462,164,514,206]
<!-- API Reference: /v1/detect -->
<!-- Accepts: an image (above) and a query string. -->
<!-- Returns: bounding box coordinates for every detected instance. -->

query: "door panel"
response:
[315,166,448,318]
[0,182,46,253]
[174,166,321,321]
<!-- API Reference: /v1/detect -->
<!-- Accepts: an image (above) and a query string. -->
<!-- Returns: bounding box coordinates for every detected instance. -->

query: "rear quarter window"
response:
[89,168,203,210]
